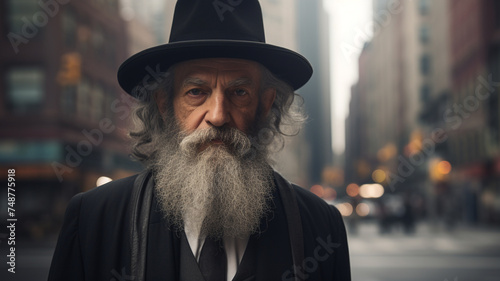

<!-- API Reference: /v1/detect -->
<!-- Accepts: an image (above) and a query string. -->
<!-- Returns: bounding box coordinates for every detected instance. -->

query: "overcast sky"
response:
[325,0,373,155]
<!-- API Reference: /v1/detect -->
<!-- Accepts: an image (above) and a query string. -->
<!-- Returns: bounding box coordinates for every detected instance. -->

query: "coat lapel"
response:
[145,195,181,280]
[179,231,206,281]
[232,181,294,281]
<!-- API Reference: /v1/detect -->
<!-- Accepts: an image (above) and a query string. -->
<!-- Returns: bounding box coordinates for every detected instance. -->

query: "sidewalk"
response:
[347,221,500,256]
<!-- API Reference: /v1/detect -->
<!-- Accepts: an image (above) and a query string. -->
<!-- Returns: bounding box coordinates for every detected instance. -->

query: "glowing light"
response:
[377,143,397,162]
[336,202,353,216]
[359,183,385,198]
[405,130,423,156]
[356,203,370,217]
[371,169,386,183]
[323,187,337,201]
[310,185,325,198]
[346,183,360,197]
[436,161,452,175]
[356,160,371,178]
[96,176,112,187]
[322,167,344,186]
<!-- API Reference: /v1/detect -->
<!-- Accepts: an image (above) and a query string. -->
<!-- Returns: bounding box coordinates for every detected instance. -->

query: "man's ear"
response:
[260,88,276,118]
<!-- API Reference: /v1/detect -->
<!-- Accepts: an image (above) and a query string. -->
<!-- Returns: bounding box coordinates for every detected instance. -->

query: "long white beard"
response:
[152,126,274,239]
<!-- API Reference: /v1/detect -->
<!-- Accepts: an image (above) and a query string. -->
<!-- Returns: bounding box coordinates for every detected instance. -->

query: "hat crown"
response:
[169,0,266,43]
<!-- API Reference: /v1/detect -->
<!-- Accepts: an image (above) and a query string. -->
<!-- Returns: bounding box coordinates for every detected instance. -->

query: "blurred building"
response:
[119,0,176,54]
[345,0,428,190]
[260,0,309,186]
[259,0,334,187]
[445,0,500,224]
[0,0,141,238]
[346,0,500,225]
[418,0,500,225]
[296,0,334,186]
[345,42,372,186]
[345,0,448,226]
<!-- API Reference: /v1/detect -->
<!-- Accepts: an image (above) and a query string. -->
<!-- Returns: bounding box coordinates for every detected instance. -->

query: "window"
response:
[418,0,430,15]
[420,54,431,75]
[90,83,104,121]
[104,87,114,118]
[62,8,77,48]
[420,84,431,102]
[0,141,61,163]
[77,78,91,118]
[7,0,40,33]
[6,67,44,113]
[61,85,77,116]
[92,25,105,57]
[419,25,429,44]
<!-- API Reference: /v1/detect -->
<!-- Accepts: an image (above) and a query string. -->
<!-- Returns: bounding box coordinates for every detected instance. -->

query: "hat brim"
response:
[117,40,313,97]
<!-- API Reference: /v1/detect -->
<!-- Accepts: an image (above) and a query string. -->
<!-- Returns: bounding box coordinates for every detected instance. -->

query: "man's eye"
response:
[234,89,248,96]
[187,89,204,96]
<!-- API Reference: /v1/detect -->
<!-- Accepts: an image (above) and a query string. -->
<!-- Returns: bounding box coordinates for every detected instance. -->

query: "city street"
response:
[349,222,500,281]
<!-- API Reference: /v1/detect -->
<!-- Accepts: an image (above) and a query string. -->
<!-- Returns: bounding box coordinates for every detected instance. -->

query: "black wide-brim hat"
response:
[117,0,313,98]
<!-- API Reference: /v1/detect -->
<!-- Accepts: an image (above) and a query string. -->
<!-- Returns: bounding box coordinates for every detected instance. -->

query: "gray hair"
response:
[128,64,306,165]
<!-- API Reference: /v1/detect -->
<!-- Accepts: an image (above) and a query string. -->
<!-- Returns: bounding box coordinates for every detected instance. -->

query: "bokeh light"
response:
[336,202,353,217]
[323,187,337,201]
[310,185,325,198]
[356,203,370,217]
[372,169,386,183]
[96,176,112,187]
[346,183,360,197]
[359,183,385,198]
[436,160,452,175]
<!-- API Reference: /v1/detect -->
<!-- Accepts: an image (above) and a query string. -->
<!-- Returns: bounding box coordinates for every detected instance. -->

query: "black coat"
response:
[48,171,351,281]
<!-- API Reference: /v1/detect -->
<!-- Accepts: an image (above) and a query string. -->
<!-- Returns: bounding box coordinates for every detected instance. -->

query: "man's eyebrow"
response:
[182,77,209,88]
[182,77,255,88]
[226,78,255,88]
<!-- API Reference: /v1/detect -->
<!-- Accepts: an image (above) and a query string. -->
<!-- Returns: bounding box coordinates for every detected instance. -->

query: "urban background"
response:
[0,0,499,280]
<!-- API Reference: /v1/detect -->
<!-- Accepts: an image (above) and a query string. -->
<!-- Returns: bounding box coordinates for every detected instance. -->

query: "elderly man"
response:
[48,0,350,280]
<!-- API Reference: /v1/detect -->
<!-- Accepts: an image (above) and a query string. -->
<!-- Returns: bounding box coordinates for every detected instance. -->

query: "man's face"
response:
[159,58,275,136]
[152,60,277,238]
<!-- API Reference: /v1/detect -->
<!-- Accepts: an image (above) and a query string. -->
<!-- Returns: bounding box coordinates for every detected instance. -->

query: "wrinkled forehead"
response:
[173,58,262,85]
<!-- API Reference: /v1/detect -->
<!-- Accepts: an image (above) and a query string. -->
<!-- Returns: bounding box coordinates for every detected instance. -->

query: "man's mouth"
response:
[210,138,224,145]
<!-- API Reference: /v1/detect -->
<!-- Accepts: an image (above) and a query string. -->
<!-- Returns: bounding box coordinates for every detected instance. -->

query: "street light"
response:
[359,183,384,198]
[346,183,360,197]
[372,169,386,183]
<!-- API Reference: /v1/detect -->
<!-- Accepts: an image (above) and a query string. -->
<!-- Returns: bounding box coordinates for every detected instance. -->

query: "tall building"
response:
[446,0,500,224]
[296,0,334,186]
[0,0,138,237]
[259,0,310,186]
[260,0,334,187]
[345,42,373,185]
[345,0,427,189]
[345,0,451,191]
[347,0,500,225]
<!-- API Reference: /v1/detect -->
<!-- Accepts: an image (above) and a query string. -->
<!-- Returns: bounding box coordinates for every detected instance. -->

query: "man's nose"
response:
[205,92,230,127]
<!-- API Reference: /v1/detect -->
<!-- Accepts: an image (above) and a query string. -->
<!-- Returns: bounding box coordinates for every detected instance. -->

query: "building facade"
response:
[261,0,334,187]
[346,0,500,225]
[0,0,138,238]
